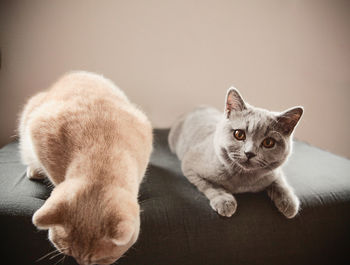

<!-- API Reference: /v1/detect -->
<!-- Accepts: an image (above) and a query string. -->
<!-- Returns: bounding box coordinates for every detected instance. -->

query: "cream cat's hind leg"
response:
[20,125,46,180]
[22,144,46,180]
[24,150,46,180]
[18,91,48,180]
[26,165,45,180]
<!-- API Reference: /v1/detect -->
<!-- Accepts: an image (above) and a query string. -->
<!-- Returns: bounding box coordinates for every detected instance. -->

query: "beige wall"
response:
[1,0,349,158]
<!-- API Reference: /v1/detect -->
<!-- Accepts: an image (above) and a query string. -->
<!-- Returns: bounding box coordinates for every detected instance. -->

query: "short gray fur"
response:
[168,87,303,218]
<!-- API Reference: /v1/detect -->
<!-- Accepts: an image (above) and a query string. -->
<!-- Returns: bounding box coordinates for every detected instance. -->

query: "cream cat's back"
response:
[19,71,152,184]
[46,71,129,103]
[18,91,49,178]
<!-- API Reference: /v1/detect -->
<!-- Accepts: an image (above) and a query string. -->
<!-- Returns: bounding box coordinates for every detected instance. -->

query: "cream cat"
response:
[169,87,303,219]
[18,71,152,265]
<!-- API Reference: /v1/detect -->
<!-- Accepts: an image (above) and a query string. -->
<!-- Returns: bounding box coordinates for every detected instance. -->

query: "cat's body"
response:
[169,88,303,218]
[18,71,152,265]
[170,106,279,194]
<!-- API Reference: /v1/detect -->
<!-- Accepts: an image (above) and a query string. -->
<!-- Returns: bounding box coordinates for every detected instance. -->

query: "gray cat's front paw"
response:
[275,194,300,219]
[210,194,237,217]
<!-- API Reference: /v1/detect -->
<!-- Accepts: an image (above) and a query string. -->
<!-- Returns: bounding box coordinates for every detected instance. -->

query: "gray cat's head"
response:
[214,87,303,172]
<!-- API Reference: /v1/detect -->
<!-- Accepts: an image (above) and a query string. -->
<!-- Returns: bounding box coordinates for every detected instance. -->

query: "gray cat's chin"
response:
[238,162,259,171]
[240,161,281,172]
[240,160,254,168]
[231,159,258,172]
[234,157,270,172]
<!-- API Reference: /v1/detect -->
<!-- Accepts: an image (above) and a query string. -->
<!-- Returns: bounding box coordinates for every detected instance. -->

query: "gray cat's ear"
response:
[276,106,303,135]
[225,87,246,117]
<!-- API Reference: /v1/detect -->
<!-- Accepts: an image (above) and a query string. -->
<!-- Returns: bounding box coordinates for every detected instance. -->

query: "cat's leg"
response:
[183,169,237,217]
[26,164,45,180]
[266,175,300,218]
[20,127,46,180]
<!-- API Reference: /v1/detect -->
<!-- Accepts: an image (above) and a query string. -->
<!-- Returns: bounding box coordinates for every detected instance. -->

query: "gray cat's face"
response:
[217,87,303,172]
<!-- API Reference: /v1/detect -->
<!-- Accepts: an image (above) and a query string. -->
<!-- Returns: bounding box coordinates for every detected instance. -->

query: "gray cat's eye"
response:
[233,129,246,141]
[262,137,275,148]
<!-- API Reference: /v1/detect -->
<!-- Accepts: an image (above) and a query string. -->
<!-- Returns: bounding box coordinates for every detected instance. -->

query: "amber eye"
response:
[262,137,275,148]
[233,129,246,141]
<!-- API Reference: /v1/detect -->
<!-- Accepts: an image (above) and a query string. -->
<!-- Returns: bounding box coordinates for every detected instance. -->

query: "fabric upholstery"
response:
[1,129,349,264]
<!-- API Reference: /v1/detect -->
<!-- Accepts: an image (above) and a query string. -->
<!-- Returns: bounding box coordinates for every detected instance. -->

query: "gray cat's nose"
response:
[245,152,256,160]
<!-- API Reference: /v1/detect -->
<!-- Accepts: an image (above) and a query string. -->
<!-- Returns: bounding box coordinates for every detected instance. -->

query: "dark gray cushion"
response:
[1,129,349,264]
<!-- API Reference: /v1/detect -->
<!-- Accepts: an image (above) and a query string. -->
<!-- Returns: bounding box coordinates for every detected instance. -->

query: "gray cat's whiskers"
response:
[224,155,243,173]
[258,158,275,170]
[256,158,268,167]
[230,153,241,159]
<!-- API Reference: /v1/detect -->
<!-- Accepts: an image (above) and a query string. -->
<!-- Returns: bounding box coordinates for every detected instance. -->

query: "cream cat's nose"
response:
[245,152,256,160]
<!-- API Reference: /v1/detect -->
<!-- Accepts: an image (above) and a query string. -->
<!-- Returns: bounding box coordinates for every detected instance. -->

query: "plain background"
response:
[0,0,349,158]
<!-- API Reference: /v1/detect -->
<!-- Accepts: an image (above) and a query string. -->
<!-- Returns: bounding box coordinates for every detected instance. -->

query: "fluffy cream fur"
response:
[18,71,152,265]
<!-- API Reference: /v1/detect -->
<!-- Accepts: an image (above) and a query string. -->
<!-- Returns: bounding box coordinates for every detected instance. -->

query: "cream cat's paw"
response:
[210,194,237,217]
[26,166,44,180]
[275,193,300,219]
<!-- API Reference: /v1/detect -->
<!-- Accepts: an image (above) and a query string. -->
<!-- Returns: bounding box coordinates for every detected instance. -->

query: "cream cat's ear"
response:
[225,87,247,117]
[32,196,66,230]
[277,106,304,135]
[111,220,136,246]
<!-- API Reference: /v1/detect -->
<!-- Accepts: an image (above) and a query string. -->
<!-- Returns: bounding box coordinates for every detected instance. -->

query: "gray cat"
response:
[168,87,303,218]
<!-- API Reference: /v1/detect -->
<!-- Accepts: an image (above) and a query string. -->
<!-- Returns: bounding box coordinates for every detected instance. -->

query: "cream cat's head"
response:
[33,179,140,265]
[215,87,303,172]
